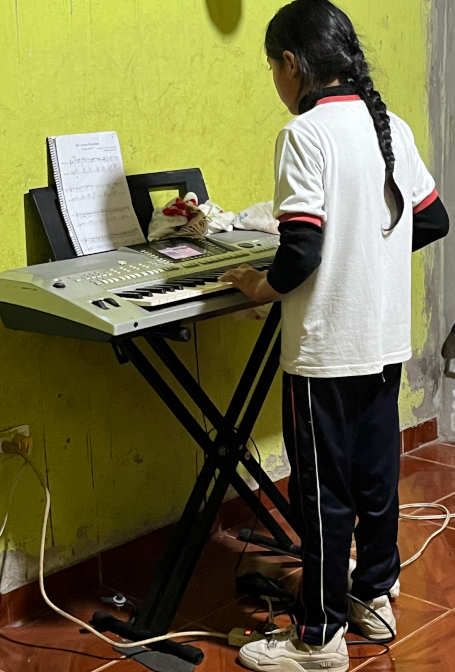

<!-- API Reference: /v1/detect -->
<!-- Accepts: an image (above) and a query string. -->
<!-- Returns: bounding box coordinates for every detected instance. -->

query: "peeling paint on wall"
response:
[430,0,455,439]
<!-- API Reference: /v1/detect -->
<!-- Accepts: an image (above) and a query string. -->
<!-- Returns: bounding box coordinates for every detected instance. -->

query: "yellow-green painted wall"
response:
[0,0,435,590]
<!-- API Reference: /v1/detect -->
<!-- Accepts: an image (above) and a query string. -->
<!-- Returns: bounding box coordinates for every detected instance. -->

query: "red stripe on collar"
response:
[316,95,362,106]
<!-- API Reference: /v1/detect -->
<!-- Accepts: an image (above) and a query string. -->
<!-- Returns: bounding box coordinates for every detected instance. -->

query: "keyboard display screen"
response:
[156,243,205,260]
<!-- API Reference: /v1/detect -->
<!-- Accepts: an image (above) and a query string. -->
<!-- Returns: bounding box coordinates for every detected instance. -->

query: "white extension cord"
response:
[399,502,452,568]
[22,453,228,650]
[0,461,26,537]
[2,452,455,649]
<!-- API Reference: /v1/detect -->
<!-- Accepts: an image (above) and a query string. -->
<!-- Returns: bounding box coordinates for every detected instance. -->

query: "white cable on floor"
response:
[21,453,228,650]
[398,502,452,568]
[8,453,455,648]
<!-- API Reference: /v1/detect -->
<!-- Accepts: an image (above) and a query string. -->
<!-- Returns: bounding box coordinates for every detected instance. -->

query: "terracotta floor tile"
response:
[190,592,293,634]
[398,455,455,505]
[344,593,447,670]
[106,530,300,624]
[100,525,174,587]
[5,440,455,670]
[427,491,455,530]
[0,586,159,672]
[351,610,455,670]
[397,517,455,608]
[112,636,242,672]
[0,616,123,672]
[408,441,455,468]
[191,586,445,670]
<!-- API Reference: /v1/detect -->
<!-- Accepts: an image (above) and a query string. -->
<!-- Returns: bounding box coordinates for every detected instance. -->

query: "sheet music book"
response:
[47,131,146,256]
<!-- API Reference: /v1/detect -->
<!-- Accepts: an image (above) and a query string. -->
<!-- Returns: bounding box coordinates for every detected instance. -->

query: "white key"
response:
[119,282,233,307]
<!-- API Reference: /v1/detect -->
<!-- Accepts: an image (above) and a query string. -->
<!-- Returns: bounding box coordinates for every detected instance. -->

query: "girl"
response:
[220,1,449,670]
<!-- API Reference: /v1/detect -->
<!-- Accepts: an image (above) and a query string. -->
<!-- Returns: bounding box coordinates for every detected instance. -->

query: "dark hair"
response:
[265,0,404,230]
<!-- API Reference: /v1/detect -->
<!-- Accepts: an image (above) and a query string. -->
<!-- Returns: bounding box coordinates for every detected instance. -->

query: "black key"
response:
[132,290,154,297]
[116,292,144,299]
[134,287,166,295]
[153,285,176,292]
[164,283,185,290]
[187,278,207,285]
[169,280,199,287]
[92,300,109,310]
[140,285,175,293]
[104,297,120,307]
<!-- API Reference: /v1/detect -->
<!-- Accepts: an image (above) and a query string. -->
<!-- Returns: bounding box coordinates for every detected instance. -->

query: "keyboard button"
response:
[104,297,121,307]
[92,300,109,310]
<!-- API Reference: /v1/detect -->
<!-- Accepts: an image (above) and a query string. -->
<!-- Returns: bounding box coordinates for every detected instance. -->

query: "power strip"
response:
[228,628,265,647]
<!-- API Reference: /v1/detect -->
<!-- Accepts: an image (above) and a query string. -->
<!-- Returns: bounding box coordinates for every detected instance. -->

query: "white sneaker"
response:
[239,625,349,672]
[348,594,396,640]
[348,558,401,600]
[390,578,401,600]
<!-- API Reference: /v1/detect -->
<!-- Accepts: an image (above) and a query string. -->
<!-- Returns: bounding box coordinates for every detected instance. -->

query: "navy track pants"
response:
[282,364,402,646]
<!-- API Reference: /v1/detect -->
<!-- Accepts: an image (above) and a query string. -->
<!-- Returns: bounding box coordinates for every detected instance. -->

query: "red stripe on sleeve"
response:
[278,213,323,227]
[413,188,438,214]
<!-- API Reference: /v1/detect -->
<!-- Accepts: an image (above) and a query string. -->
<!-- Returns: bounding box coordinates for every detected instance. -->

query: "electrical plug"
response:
[228,628,265,647]
[0,426,32,455]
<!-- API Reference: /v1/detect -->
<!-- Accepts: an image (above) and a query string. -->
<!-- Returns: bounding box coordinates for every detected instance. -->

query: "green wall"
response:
[0,0,436,591]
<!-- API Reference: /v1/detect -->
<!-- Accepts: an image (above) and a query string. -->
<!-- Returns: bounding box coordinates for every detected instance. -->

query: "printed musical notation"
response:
[75,207,132,227]
[66,183,126,202]
[65,155,121,176]
[79,228,144,252]
[52,131,145,255]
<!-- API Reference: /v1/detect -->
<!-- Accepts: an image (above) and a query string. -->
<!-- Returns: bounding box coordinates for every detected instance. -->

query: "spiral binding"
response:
[47,137,84,257]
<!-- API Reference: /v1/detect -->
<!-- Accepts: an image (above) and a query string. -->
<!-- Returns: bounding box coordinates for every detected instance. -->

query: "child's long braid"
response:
[348,42,404,228]
[265,0,405,229]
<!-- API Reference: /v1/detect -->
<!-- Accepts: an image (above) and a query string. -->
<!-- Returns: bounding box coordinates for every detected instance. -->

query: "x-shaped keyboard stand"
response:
[92,302,301,662]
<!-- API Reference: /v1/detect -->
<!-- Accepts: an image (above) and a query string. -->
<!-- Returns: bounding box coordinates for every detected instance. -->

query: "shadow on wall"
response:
[24,144,55,266]
[205,0,242,34]
[24,193,53,267]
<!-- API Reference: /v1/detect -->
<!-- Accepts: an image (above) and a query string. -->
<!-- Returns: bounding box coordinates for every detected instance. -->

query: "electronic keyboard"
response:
[0,231,279,342]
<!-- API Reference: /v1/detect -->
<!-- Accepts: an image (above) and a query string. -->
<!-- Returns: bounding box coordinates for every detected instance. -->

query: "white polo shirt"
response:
[273,94,437,378]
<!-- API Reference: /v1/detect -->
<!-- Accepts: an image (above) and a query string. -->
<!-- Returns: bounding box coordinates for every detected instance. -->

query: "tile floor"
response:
[1,440,455,671]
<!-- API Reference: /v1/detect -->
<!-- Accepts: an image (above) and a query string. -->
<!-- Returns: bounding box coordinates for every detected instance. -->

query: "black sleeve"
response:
[267,220,323,295]
[413,196,450,252]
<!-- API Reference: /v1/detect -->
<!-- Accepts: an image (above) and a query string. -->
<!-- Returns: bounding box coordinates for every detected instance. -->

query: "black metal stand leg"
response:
[134,452,221,625]
[145,320,295,529]
[136,468,232,633]
[122,334,296,549]
[229,471,298,552]
[97,303,300,649]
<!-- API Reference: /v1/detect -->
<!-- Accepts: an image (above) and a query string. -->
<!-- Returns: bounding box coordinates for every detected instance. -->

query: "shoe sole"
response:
[238,649,350,672]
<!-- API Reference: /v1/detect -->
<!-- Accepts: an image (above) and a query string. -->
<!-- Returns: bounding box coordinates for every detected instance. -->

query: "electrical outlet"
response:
[0,425,31,455]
